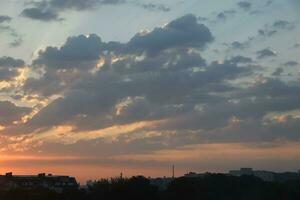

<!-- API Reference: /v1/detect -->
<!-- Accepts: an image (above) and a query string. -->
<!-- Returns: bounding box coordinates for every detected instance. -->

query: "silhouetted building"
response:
[150,177,173,190]
[274,172,300,182]
[229,168,300,182]
[229,168,254,176]
[183,172,211,178]
[0,172,78,192]
[229,168,275,181]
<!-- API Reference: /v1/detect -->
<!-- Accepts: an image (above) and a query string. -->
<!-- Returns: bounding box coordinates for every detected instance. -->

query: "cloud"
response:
[284,61,300,67]
[230,41,247,50]
[49,0,125,10]
[0,56,25,67]
[272,67,284,76]
[237,1,252,11]
[140,3,170,12]
[273,20,295,30]
[0,101,31,126]
[127,14,213,55]
[33,34,104,69]
[18,53,254,134]
[21,7,60,21]
[258,20,295,37]
[0,56,25,81]
[0,15,12,23]
[21,0,126,21]
[256,48,277,59]
[2,14,300,155]
[217,9,236,21]
[265,0,273,7]
[0,25,23,48]
[291,44,300,49]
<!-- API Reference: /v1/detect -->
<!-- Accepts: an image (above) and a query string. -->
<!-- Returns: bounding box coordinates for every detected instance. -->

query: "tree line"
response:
[1,174,300,200]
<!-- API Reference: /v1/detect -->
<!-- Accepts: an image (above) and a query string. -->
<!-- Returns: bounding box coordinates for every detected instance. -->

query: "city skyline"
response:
[0,0,300,182]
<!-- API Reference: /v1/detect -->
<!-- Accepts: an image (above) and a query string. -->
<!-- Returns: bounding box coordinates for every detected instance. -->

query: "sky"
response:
[0,0,300,183]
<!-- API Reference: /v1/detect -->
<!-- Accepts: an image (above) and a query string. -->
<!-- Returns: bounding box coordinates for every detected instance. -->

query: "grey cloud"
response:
[258,20,295,37]
[7,14,300,147]
[33,34,103,69]
[0,15,12,23]
[127,14,213,55]
[230,19,295,51]
[272,67,284,76]
[256,48,277,59]
[21,0,125,21]
[159,78,300,133]
[23,68,85,96]
[0,56,25,81]
[273,20,295,30]
[110,48,206,74]
[0,69,19,81]
[33,14,212,69]
[10,37,23,48]
[0,101,31,126]
[224,41,249,51]
[198,16,209,22]
[191,117,300,144]
[217,9,236,21]
[21,7,60,21]
[231,41,247,50]
[49,0,125,10]
[0,25,23,48]
[237,1,252,11]
[291,44,300,49]
[140,3,170,12]
[265,0,273,6]
[0,56,25,67]
[229,55,252,63]
[284,61,299,67]
[20,54,254,133]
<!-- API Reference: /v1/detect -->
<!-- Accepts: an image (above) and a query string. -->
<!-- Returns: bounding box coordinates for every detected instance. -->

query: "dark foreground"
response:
[1,174,300,200]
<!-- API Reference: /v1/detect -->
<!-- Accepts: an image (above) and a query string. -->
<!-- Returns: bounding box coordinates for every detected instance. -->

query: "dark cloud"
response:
[3,14,299,149]
[256,48,277,59]
[127,14,213,55]
[19,53,254,133]
[21,0,125,21]
[140,3,170,12]
[0,56,25,81]
[49,0,125,10]
[33,34,104,69]
[230,41,248,50]
[230,19,296,51]
[159,78,300,134]
[21,7,60,21]
[272,20,295,30]
[284,61,300,67]
[198,16,209,22]
[0,101,31,126]
[217,10,236,21]
[272,67,284,76]
[265,0,273,6]
[291,44,300,49]
[0,68,19,81]
[0,25,23,48]
[229,56,252,63]
[10,37,23,48]
[0,15,12,23]
[237,1,252,11]
[0,56,25,67]
[258,20,295,37]
[23,15,212,97]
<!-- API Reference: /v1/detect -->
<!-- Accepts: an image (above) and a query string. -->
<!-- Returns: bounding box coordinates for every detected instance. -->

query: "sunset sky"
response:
[0,0,300,183]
